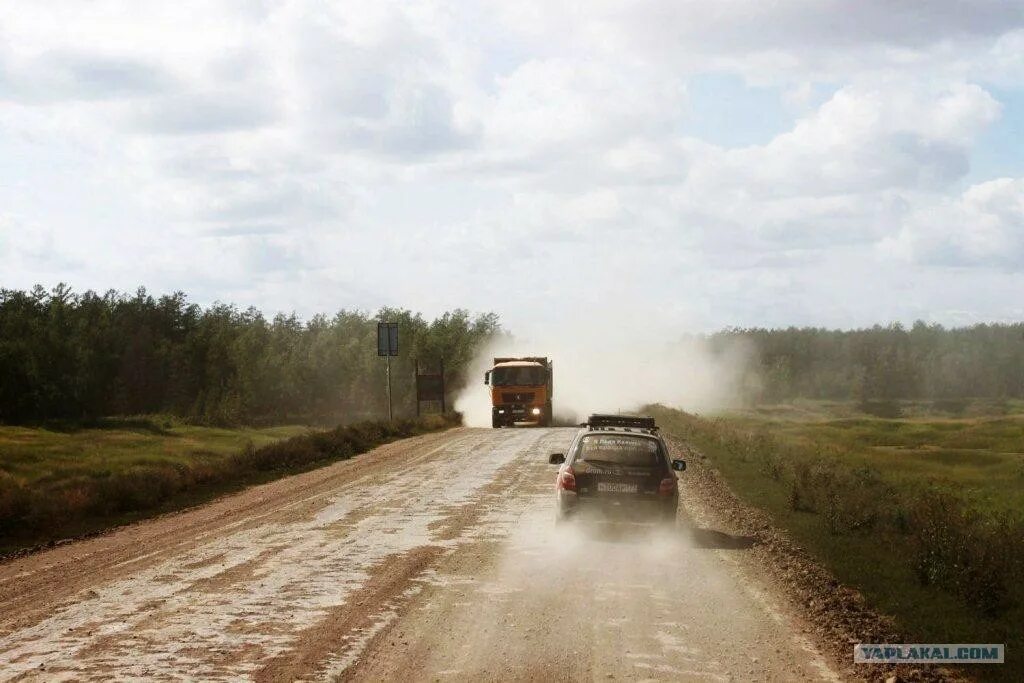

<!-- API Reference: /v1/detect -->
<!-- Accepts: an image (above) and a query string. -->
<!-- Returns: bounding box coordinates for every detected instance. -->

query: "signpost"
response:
[377,322,399,420]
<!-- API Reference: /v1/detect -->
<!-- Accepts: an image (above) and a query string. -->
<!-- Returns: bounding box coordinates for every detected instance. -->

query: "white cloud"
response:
[0,50,176,103]
[0,1,1022,334]
[129,90,281,135]
[482,58,686,154]
[686,83,1000,201]
[882,178,1024,268]
[488,0,1024,82]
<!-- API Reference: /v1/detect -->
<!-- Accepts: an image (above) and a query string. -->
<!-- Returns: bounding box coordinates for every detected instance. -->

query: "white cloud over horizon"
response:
[2,1,1024,338]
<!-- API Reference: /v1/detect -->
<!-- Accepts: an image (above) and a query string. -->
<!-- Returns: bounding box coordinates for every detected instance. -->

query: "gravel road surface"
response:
[0,427,840,681]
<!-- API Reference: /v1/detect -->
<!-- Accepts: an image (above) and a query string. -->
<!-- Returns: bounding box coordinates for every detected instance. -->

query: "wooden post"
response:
[386,354,393,421]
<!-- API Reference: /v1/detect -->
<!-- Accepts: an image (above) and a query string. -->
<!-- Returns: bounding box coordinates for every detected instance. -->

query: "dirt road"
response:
[0,428,840,681]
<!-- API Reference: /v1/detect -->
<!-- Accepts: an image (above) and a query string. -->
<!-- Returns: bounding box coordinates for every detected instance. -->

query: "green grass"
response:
[650,402,1024,681]
[710,408,1024,516]
[0,419,310,486]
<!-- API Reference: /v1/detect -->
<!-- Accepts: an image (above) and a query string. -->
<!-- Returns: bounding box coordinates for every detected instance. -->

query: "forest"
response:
[3,284,1024,425]
[710,322,1024,407]
[0,284,499,425]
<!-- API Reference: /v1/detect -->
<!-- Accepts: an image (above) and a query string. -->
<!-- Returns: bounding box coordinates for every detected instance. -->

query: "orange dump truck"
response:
[483,357,553,428]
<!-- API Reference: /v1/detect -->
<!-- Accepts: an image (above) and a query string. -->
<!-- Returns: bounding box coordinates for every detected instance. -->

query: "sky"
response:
[2,0,1024,339]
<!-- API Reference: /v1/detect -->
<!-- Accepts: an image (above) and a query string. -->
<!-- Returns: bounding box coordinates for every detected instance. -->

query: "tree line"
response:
[0,284,500,425]
[708,322,1024,405]
[4,285,1022,423]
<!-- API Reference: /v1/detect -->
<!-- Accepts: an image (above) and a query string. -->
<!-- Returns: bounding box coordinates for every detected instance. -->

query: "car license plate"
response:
[597,482,637,494]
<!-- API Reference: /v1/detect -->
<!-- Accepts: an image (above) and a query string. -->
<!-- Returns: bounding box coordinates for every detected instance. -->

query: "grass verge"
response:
[0,413,460,555]
[649,404,1023,681]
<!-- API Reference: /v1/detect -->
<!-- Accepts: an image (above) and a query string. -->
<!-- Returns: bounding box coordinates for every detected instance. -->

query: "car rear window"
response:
[575,434,663,469]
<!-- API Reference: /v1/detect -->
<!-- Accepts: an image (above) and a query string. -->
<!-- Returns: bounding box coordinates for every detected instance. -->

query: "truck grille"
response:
[501,392,535,403]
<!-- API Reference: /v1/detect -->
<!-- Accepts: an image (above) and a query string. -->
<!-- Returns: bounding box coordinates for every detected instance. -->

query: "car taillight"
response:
[557,467,576,492]
[658,477,676,495]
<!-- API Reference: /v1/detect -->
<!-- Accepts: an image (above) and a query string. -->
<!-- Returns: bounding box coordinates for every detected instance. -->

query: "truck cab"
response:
[484,357,553,428]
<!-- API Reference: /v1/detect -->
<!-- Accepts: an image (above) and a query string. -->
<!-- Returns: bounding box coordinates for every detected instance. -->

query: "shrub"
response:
[831,467,891,534]
[931,398,967,416]
[859,400,903,418]
[760,452,785,481]
[90,466,184,515]
[0,472,30,535]
[787,460,819,513]
[908,490,1020,617]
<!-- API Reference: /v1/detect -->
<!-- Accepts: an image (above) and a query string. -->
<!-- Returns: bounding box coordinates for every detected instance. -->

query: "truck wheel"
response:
[492,416,501,428]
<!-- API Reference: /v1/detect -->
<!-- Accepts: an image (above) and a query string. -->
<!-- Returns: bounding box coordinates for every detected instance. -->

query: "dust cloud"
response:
[433,471,753,680]
[454,331,755,427]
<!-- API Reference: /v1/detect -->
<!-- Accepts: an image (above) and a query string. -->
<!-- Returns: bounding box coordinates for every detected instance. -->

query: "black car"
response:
[550,414,685,526]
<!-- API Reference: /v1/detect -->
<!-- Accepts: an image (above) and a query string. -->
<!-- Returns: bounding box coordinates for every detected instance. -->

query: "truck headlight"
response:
[531,407,541,416]
[498,409,505,414]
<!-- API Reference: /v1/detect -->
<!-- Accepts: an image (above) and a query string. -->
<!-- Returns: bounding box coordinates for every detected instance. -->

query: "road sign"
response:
[377,322,399,421]
[377,322,399,357]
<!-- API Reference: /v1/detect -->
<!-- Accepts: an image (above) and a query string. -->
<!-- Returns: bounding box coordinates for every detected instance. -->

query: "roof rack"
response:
[584,414,657,431]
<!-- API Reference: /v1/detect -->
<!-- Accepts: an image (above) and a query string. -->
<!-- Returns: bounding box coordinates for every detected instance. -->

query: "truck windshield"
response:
[576,435,662,469]
[492,366,546,386]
